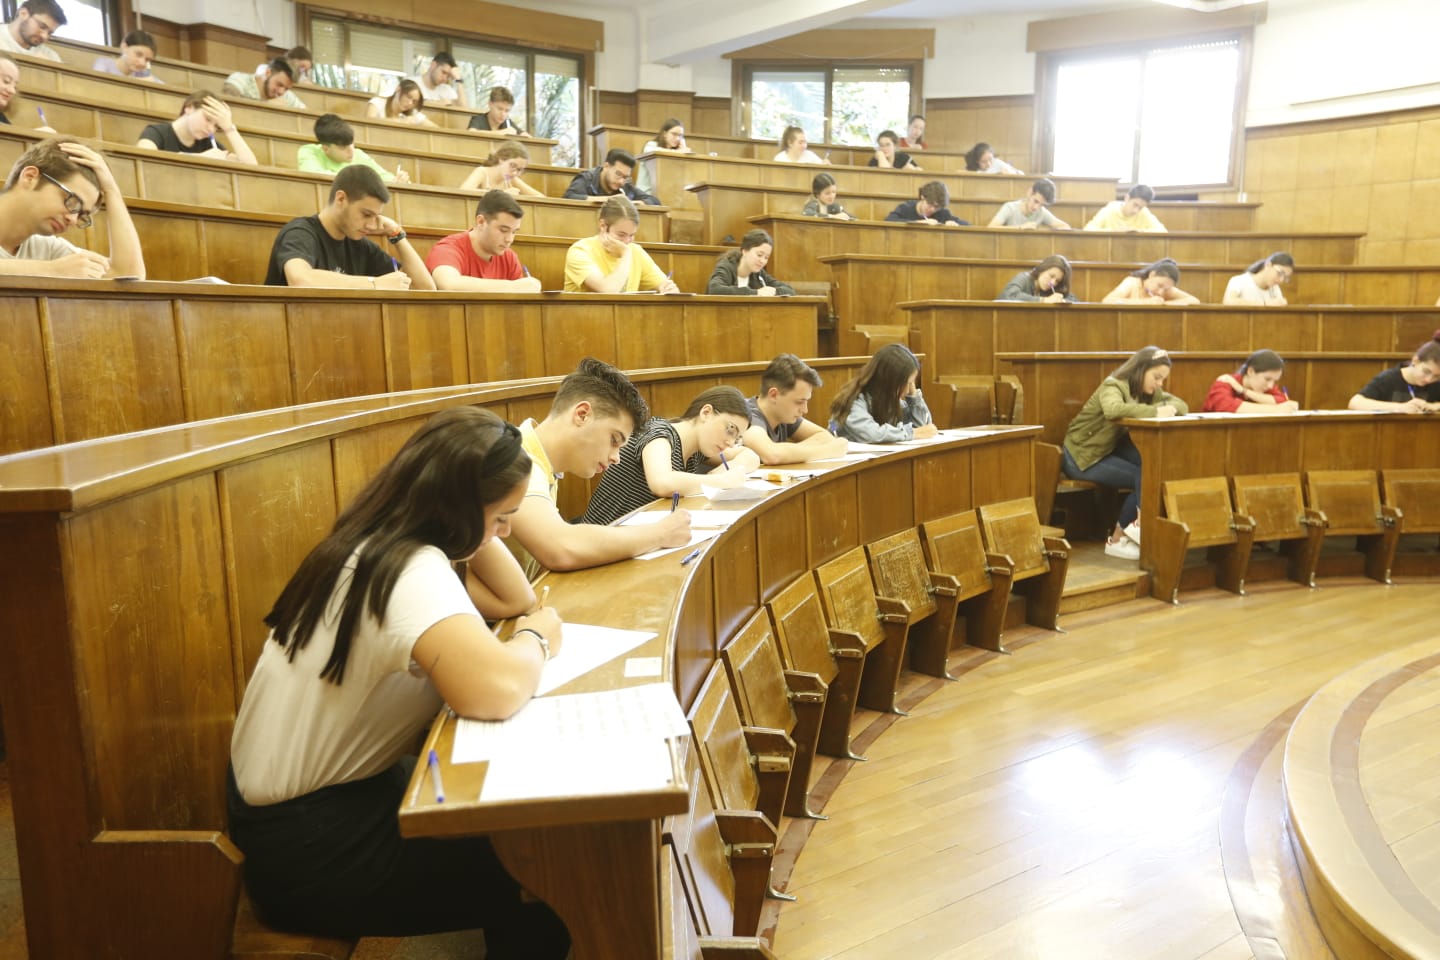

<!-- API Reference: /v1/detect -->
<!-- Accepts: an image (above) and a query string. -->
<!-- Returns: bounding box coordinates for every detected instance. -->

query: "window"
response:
[307,14,585,166]
[1046,37,1242,188]
[1,0,111,43]
[743,64,915,147]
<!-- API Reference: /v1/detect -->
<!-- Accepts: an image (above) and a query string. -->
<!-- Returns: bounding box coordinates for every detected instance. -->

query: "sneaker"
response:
[1122,521,1141,545]
[1104,537,1140,560]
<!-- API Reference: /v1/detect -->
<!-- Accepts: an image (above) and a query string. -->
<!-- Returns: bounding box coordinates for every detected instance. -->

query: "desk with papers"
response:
[395,425,1040,959]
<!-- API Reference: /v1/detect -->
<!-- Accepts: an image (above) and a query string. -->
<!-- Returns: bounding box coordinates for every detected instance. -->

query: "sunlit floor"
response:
[768,580,1432,960]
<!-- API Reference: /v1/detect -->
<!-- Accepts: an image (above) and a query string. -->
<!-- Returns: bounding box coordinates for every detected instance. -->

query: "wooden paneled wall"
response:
[923,95,1036,174]
[1244,104,1440,267]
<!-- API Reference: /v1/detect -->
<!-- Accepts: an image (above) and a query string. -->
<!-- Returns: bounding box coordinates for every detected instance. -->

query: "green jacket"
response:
[1063,376,1188,471]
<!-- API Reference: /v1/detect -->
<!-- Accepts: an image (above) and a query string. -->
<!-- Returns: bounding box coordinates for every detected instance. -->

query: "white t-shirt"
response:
[1224,270,1283,304]
[774,149,824,164]
[0,27,61,61]
[0,234,80,261]
[367,94,429,124]
[413,71,459,104]
[230,545,478,805]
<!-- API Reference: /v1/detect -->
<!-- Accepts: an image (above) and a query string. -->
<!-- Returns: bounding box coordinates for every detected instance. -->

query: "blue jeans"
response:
[1062,438,1141,529]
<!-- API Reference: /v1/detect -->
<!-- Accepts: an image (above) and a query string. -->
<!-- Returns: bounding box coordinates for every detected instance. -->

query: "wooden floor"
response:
[0,560,1433,959]
[763,569,1436,960]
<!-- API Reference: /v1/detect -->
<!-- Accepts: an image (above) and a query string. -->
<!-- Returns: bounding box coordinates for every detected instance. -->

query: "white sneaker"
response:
[1122,521,1141,545]
[1104,537,1140,560]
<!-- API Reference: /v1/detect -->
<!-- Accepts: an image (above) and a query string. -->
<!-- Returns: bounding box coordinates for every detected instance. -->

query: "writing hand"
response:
[658,278,681,295]
[373,270,412,290]
[49,250,111,279]
[514,275,543,293]
[656,509,692,547]
[516,607,563,659]
[913,423,939,439]
[1156,404,1178,418]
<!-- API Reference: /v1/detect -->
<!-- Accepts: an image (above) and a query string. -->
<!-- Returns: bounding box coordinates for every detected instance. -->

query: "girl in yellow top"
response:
[1102,258,1200,306]
[563,195,680,293]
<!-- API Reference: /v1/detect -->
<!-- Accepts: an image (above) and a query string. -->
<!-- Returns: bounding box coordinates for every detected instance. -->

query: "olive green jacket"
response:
[1063,376,1188,471]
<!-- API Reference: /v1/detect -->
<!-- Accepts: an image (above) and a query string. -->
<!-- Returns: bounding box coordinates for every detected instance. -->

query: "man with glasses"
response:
[562,148,661,206]
[0,137,145,279]
[0,0,66,62]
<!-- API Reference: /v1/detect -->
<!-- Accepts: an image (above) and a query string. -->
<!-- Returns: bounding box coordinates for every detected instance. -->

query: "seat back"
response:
[1304,470,1383,535]
[766,575,839,685]
[722,609,798,737]
[864,528,938,623]
[689,660,762,815]
[1382,468,1440,532]
[1161,477,1239,547]
[813,547,887,651]
[1230,473,1306,540]
[1033,442,1062,527]
[919,511,994,604]
[663,740,737,942]
[977,498,1049,581]
[940,375,997,426]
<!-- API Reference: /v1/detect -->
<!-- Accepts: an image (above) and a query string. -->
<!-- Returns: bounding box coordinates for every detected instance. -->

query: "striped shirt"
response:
[580,418,708,526]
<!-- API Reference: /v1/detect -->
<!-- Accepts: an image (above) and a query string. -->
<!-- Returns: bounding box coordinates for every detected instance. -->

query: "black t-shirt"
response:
[867,151,913,169]
[1358,365,1440,404]
[139,122,213,154]
[0,113,10,126]
[264,215,394,286]
[466,115,525,136]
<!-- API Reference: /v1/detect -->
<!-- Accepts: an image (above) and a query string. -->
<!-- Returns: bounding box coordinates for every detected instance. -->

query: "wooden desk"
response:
[0,377,1036,957]
[590,122,973,169]
[0,278,823,454]
[13,52,559,160]
[997,351,1405,444]
[395,425,1038,958]
[1124,413,1440,571]
[690,180,1259,246]
[823,255,1440,330]
[753,215,1358,285]
[0,104,582,200]
[898,300,1440,391]
[642,153,1118,214]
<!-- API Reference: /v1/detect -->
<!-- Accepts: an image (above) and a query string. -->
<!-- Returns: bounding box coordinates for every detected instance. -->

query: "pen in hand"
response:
[719,451,729,470]
[671,491,680,512]
[427,749,445,803]
[36,106,47,126]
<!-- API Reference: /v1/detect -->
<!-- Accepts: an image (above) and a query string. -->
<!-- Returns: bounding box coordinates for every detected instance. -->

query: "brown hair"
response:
[479,140,529,167]
[761,354,822,395]
[3,136,101,195]
[676,386,749,422]
[830,344,920,431]
[551,357,649,430]
[1110,346,1172,400]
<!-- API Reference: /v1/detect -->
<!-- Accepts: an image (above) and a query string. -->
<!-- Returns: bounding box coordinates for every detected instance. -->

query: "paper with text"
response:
[534,623,657,696]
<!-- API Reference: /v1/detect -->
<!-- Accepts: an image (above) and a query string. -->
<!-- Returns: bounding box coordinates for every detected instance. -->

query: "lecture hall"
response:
[0,0,1437,956]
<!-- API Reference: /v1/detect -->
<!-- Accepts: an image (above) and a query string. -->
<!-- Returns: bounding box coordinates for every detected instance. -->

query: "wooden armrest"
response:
[1380,504,1402,527]
[1300,507,1326,528]
[826,628,867,658]
[928,572,960,598]
[743,726,795,760]
[699,936,781,960]
[1229,512,1256,534]
[783,670,827,701]
[715,809,777,849]
[985,551,1014,575]
[874,595,910,624]
[1040,535,1070,559]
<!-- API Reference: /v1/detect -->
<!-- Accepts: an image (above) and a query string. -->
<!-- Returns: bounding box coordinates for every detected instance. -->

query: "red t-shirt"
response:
[424,231,525,280]
[1202,374,1289,412]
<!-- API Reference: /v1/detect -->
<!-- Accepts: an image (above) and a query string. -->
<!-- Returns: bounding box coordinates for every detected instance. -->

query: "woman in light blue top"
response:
[828,344,937,442]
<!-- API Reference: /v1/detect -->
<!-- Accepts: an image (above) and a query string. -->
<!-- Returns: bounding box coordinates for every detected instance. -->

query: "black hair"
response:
[1239,349,1284,374]
[266,58,295,81]
[477,188,523,220]
[721,229,773,265]
[604,148,636,168]
[1027,255,1072,297]
[811,172,837,196]
[1127,183,1155,203]
[964,142,993,171]
[676,386,749,422]
[314,113,354,147]
[1246,251,1294,274]
[761,353,822,395]
[550,357,649,429]
[1130,258,1181,283]
[432,52,458,69]
[918,181,949,208]
[330,163,389,204]
[122,29,156,49]
[1030,178,1056,204]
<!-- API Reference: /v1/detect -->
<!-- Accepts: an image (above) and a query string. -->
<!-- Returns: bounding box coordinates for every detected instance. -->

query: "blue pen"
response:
[719,450,729,470]
[391,256,400,271]
[427,749,445,803]
[209,135,219,151]
[523,265,530,277]
[671,491,680,512]
[36,106,47,125]
[680,546,703,566]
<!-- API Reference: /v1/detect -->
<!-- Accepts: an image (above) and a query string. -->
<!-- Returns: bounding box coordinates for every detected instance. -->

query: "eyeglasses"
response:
[40,172,95,228]
[723,421,743,443]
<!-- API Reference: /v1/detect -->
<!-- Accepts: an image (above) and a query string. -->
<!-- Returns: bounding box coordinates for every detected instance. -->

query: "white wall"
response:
[1246,0,1440,126]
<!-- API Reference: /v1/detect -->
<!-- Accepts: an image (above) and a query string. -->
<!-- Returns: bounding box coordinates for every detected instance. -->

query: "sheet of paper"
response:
[454,682,691,765]
[632,528,719,561]
[481,737,674,801]
[625,656,662,678]
[703,479,773,501]
[621,509,745,528]
[534,623,657,696]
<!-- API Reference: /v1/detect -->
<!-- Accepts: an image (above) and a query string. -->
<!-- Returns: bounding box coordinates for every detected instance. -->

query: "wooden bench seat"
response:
[814,548,912,716]
[864,528,954,679]
[918,511,1011,655]
[1302,470,1400,583]
[1150,477,1256,603]
[1230,473,1325,587]
[976,499,1070,643]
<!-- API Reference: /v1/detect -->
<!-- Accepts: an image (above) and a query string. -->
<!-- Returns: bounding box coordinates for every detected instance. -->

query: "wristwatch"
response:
[387,230,407,245]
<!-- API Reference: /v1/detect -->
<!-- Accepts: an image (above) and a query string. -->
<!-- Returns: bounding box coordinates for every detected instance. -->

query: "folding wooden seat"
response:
[976,499,1070,641]
[662,740,779,958]
[1149,477,1256,604]
[1230,473,1325,586]
[938,375,998,426]
[813,547,911,716]
[1381,468,1440,537]
[766,575,868,761]
[1301,470,1399,583]
[864,527,955,679]
[687,661,787,927]
[1034,441,1102,535]
[918,510,1011,655]
[722,609,827,820]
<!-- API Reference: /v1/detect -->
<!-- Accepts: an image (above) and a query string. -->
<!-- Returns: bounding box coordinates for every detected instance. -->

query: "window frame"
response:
[1034,27,1253,194]
[732,59,923,145]
[3,0,118,44]
[298,3,590,161]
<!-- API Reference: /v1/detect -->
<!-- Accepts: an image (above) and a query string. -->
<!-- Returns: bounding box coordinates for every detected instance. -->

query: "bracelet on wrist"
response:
[387,230,407,245]
[512,626,550,661]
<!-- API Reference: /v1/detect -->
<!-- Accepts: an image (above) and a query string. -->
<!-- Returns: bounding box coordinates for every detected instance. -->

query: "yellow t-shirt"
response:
[507,418,557,581]
[563,234,669,292]
[1083,200,1167,233]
